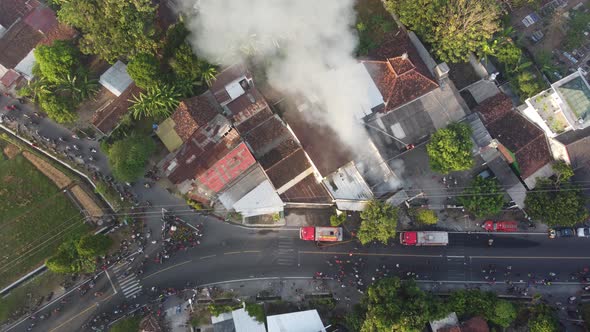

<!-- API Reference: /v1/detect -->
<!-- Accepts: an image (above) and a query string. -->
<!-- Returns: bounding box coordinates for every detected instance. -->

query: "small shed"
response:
[99,60,133,97]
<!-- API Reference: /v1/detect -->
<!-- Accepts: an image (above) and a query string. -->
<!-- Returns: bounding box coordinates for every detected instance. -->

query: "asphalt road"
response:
[8,225,590,332]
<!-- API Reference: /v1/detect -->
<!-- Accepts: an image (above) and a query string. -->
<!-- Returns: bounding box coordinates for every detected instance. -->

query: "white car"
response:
[577,227,590,238]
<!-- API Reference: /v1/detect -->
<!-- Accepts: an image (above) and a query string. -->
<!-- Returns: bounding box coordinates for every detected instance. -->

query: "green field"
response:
[0,145,88,289]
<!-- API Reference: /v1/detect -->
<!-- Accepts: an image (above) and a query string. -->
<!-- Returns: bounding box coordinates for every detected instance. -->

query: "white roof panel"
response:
[267,310,325,332]
[15,49,36,80]
[233,180,284,217]
[225,76,246,100]
[99,60,133,96]
[233,308,266,332]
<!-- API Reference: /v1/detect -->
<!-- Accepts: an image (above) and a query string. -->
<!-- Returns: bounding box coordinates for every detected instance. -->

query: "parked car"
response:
[576,227,590,238]
[549,228,575,239]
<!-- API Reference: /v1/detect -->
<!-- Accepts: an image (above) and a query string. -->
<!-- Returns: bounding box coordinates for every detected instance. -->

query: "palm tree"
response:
[129,84,181,120]
[199,62,218,87]
[57,74,99,103]
[28,78,52,104]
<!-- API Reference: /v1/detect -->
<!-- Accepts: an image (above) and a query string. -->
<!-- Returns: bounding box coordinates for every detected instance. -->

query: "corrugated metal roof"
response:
[99,61,133,97]
[267,310,325,332]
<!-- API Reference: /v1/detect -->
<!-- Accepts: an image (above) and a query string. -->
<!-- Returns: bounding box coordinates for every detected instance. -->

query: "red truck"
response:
[483,220,517,232]
[299,226,343,242]
[400,231,448,246]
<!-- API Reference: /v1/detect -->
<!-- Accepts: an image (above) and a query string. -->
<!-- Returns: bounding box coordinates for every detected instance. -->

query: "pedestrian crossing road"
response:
[111,263,142,299]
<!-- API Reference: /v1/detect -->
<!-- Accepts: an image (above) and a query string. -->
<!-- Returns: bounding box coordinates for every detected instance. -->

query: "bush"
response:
[107,134,156,182]
[245,303,265,322]
[110,317,141,332]
[409,208,437,225]
[459,177,504,218]
[208,303,238,316]
[330,213,346,226]
[186,199,204,210]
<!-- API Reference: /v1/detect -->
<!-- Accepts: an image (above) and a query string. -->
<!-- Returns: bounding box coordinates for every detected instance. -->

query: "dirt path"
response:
[70,185,104,218]
[22,151,72,189]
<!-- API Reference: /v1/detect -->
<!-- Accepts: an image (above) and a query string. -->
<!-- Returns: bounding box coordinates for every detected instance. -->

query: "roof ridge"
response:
[264,147,304,172]
[515,130,546,153]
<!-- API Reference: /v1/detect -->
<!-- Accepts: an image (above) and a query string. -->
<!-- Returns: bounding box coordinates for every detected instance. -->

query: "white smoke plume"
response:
[173,0,377,156]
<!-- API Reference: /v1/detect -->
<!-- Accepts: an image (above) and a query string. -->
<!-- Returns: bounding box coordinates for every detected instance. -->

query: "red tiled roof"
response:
[226,87,269,125]
[197,142,256,192]
[265,148,311,189]
[92,84,141,134]
[23,6,57,34]
[0,0,34,29]
[461,317,489,332]
[38,23,77,47]
[167,129,241,184]
[243,115,291,156]
[475,93,513,124]
[280,173,333,203]
[0,20,43,68]
[236,107,273,134]
[477,94,552,179]
[0,69,21,88]
[361,31,438,112]
[171,95,219,142]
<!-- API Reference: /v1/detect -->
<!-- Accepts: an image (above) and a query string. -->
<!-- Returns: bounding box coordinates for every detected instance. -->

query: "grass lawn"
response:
[0,146,88,289]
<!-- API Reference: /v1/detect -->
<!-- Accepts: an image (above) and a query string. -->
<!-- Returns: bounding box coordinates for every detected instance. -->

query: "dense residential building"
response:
[0,0,76,87]
[475,93,554,189]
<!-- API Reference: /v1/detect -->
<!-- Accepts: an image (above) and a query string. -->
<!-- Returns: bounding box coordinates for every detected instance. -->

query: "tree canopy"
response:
[34,40,80,83]
[348,278,518,331]
[528,304,559,332]
[107,134,155,182]
[409,208,438,225]
[27,40,98,123]
[358,200,398,245]
[55,0,157,62]
[385,0,501,62]
[46,234,111,274]
[525,179,588,227]
[127,52,162,89]
[426,123,474,174]
[360,278,447,332]
[459,177,504,218]
[76,234,112,257]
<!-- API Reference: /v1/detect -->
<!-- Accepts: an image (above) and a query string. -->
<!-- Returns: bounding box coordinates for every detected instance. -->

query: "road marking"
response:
[446,255,464,258]
[200,254,217,260]
[471,255,590,260]
[242,250,261,253]
[299,250,443,258]
[104,270,117,294]
[447,231,547,235]
[317,239,357,248]
[142,260,192,280]
[48,293,115,332]
[223,251,241,255]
